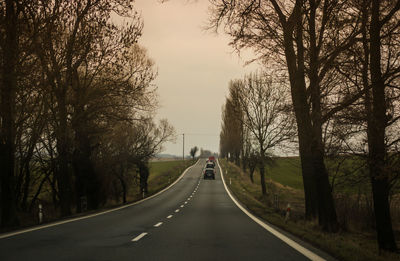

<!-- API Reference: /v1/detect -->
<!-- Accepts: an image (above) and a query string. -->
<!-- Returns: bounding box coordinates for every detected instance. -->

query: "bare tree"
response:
[220,82,243,164]
[97,118,175,202]
[236,72,296,195]
[190,146,198,160]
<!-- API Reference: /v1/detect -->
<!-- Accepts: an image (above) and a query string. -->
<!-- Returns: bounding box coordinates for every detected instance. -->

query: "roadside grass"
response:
[147,159,195,195]
[220,159,400,261]
[267,157,304,190]
[266,156,370,194]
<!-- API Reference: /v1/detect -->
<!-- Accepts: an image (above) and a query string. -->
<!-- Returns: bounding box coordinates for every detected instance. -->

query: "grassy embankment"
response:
[219,158,400,261]
[146,159,195,195]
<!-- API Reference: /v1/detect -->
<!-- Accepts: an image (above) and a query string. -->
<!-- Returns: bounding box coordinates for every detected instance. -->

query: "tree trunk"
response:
[308,0,337,231]
[367,0,397,251]
[249,166,255,184]
[0,0,19,227]
[235,150,240,166]
[280,3,337,230]
[29,170,51,212]
[119,177,127,204]
[313,151,338,232]
[21,166,31,211]
[259,159,267,195]
[72,127,99,212]
[282,15,319,219]
[138,161,150,195]
[56,97,72,217]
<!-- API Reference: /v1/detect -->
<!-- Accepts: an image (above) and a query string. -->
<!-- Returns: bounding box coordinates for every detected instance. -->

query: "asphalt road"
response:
[0,159,333,261]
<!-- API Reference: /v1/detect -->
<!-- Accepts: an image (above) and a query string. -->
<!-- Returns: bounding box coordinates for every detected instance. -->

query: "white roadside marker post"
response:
[38,203,43,224]
[285,203,291,223]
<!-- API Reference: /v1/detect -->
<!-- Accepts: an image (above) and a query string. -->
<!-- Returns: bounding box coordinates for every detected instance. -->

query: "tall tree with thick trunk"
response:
[367,0,398,252]
[0,0,19,227]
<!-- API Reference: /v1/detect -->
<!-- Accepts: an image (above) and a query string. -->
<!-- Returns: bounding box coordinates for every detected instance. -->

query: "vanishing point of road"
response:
[0,159,336,261]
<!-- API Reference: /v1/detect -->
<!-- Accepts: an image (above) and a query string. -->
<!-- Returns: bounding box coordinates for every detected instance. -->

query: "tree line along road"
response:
[0,159,336,261]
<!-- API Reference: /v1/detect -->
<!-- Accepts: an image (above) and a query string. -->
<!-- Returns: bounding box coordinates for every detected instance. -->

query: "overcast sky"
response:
[135,0,258,157]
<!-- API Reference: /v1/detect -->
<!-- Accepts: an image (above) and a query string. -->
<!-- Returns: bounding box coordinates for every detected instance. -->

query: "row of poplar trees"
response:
[213,0,400,252]
[0,1,174,229]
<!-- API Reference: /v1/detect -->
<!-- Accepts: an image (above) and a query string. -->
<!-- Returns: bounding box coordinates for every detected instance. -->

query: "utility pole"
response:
[182,133,185,161]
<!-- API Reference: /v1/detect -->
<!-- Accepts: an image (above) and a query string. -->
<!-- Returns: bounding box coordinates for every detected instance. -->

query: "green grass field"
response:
[266,157,303,190]
[265,156,372,195]
[147,159,194,195]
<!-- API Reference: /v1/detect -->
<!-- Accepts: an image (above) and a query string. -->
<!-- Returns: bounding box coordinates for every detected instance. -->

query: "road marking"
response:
[175,209,180,213]
[180,205,184,208]
[0,160,200,239]
[131,232,148,242]
[167,215,173,219]
[184,201,188,204]
[217,159,326,261]
[154,222,163,227]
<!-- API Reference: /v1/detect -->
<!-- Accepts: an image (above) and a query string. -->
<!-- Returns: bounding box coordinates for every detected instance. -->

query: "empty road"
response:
[0,159,333,261]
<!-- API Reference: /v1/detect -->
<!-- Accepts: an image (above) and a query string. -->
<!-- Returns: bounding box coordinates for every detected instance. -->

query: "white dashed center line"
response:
[184,201,188,204]
[167,215,173,219]
[175,209,180,213]
[180,205,184,208]
[132,232,148,242]
[154,222,163,227]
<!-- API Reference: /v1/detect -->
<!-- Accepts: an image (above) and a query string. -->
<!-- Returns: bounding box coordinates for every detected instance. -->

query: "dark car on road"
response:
[203,168,215,180]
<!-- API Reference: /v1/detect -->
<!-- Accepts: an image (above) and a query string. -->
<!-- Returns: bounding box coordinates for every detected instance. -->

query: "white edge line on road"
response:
[154,222,163,227]
[167,215,173,219]
[0,160,200,239]
[131,232,148,242]
[217,159,326,261]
